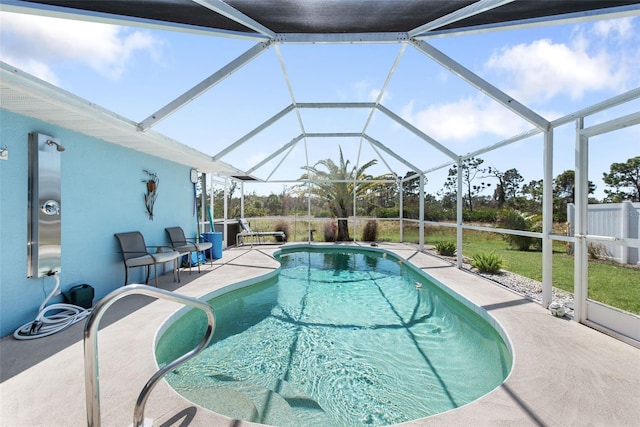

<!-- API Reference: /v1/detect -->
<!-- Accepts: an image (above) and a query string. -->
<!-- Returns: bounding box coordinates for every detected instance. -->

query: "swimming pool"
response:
[156,246,512,426]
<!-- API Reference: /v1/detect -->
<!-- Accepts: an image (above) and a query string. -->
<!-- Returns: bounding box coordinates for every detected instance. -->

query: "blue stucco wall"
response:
[0,109,199,337]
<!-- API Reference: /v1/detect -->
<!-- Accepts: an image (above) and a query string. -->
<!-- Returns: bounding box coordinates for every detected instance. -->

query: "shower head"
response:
[46,140,65,152]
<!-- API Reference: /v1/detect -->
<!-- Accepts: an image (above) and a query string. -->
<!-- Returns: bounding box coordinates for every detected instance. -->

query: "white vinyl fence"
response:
[567,201,640,265]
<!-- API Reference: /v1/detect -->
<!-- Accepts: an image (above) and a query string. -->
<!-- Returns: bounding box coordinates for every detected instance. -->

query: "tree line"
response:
[203,154,640,231]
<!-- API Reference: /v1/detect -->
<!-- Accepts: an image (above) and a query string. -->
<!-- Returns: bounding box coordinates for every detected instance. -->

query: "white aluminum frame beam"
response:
[246,134,304,175]
[191,0,276,38]
[266,141,299,182]
[362,44,407,134]
[463,127,543,160]
[409,0,515,37]
[419,173,425,249]
[419,4,640,39]
[0,0,270,40]
[138,41,272,131]
[422,161,456,175]
[580,111,640,138]
[275,44,307,134]
[541,130,554,308]
[411,40,550,131]
[551,87,640,128]
[298,178,398,184]
[366,139,398,176]
[574,118,588,322]
[304,132,363,138]
[275,33,409,44]
[265,179,398,184]
[212,104,295,160]
[297,102,376,109]
[362,134,421,173]
[456,160,464,268]
[376,104,458,160]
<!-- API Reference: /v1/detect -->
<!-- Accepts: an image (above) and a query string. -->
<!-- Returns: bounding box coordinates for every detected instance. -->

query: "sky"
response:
[1,8,639,200]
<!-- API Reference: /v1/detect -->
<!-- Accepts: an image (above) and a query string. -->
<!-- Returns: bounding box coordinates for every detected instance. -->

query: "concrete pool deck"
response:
[1,243,639,426]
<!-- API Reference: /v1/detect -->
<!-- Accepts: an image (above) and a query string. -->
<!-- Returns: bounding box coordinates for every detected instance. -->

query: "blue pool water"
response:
[156,247,512,426]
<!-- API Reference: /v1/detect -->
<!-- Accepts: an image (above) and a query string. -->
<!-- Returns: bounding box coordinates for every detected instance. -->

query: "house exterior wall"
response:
[0,109,198,337]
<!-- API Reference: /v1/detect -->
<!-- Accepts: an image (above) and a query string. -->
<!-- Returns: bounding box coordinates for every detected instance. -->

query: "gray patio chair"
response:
[165,226,212,274]
[114,231,180,287]
[236,218,286,248]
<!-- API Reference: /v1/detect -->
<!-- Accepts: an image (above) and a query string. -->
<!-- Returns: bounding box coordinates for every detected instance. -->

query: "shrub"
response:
[401,207,419,219]
[471,252,503,274]
[377,207,400,218]
[323,221,337,242]
[424,207,453,222]
[463,208,498,223]
[434,241,456,256]
[362,220,379,242]
[496,208,537,251]
[274,220,289,242]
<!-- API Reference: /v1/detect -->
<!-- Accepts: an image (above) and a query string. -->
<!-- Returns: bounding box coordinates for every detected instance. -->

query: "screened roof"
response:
[2,0,639,183]
[10,0,640,36]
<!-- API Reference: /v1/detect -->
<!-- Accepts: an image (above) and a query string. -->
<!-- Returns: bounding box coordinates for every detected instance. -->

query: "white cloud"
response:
[401,97,528,142]
[0,12,161,83]
[390,18,639,145]
[485,38,626,103]
[592,17,634,40]
[485,18,638,104]
[340,79,391,103]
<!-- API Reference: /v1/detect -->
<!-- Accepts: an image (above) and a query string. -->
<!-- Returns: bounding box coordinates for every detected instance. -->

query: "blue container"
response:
[201,232,223,259]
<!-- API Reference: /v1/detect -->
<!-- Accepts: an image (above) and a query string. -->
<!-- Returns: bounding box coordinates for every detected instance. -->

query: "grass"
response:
[247,217,640,314]
[419,225,640,315]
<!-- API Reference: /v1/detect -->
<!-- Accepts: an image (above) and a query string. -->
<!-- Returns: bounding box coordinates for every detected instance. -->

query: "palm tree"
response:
[300,147,377,241]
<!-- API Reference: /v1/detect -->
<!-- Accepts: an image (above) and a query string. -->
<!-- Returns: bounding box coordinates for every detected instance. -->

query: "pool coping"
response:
[1,242,639,426]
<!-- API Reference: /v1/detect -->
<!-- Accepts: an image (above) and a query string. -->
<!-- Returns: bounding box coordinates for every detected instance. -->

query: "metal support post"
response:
[419,174,425,250]
[574,118,588,322]
[456,159,463,268]
[399,180,404,242]
[542,130,554,308]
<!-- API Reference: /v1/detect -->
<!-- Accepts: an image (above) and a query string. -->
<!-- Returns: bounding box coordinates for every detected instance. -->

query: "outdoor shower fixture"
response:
[46,139,65,152]
[28,133,63,278]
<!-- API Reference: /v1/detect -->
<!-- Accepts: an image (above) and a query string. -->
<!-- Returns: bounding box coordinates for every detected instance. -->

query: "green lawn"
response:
[250,217,640,314]
[413,224,640,315]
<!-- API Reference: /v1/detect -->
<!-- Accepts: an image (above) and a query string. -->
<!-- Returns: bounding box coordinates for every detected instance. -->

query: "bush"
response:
[434,241,456,256]
[274,220,289,242]
[463,208,498,223]
[315,209,332,218]
[471,252,503,274]
[362,220,379,242]
[323,221,337,242]
[424,207,454,222]
[496,208,538,251]
[377,207,400,218]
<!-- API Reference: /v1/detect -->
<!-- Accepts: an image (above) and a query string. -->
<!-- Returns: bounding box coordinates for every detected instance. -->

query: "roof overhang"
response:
[0,62,249,176]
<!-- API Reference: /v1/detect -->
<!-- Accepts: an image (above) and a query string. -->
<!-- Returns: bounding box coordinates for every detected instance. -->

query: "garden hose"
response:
[13,272,91,340]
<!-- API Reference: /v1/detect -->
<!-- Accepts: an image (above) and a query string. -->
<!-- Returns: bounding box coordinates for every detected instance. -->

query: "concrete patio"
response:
[1,243,638,426]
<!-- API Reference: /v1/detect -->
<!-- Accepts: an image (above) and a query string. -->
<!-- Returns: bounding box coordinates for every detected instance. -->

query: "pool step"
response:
[173,372,333,425]
[179,386,260,422]
[217,380,300,426]
[259,377,333,427]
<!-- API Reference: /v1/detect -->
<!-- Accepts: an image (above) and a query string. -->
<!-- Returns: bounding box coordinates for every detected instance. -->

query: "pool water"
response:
[156,247,512,426]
